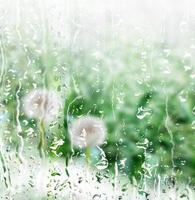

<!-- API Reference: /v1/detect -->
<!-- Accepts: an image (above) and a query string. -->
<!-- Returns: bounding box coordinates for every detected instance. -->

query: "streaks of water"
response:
[16,80,25,163]
[95,146,108,170]
[164,86,175,175]
[112,84,116,120]
[0,148,9,188]
[0,39,6,86]
[0,139,12,190]
[137,138,149,193]
[114,158,119,200]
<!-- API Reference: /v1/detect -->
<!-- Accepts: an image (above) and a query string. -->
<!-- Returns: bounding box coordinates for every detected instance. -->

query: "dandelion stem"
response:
[38,120,46,158]
[85,147,91,165]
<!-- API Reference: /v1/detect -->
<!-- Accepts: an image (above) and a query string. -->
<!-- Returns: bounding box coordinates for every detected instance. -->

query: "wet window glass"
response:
[0,0,195,199]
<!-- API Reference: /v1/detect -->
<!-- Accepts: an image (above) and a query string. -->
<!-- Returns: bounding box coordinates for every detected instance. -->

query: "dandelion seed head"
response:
[69,116,106,148]
[23,89,61,123]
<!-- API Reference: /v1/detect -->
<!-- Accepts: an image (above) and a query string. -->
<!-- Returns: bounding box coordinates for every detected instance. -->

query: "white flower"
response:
[69,116,106,148]
[23,89,61,123]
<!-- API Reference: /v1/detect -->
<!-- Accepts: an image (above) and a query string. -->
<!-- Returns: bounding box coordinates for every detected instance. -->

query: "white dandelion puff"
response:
[23,89,61,123]
[23,88,61,157]
[69,116,106,148]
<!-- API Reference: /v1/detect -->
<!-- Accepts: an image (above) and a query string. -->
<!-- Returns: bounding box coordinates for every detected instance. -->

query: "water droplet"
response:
[136,106,152,119]
[179,90,187,102]
[184,65,191,71]
[192,107,195,115]
[192,121,195,129]
[95,159,109,170]
[95,146,108,170]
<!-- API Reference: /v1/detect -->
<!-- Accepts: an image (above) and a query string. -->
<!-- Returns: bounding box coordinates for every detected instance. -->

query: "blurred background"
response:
[1,0,195,193]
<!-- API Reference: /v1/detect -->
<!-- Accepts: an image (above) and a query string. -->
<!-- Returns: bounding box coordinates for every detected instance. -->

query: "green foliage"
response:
[1,38,195,184]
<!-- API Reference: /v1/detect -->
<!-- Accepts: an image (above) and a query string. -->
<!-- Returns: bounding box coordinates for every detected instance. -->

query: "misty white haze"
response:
[0,0,195,49]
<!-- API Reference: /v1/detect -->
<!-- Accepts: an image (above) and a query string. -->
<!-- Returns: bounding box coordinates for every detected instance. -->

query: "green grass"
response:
[1,35,195,185]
